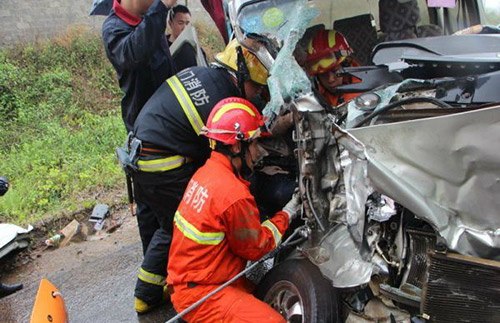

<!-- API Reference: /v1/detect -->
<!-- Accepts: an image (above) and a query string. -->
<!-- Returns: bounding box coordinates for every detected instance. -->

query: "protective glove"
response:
[282,192,301,223]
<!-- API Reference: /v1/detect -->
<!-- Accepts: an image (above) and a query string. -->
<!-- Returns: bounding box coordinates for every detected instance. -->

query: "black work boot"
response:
[0,282,23,299]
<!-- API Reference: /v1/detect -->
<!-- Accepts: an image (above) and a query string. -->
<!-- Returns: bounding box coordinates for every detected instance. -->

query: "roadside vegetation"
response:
[0,24,224,225]
[193,20,225,60]
[0,28,124,224]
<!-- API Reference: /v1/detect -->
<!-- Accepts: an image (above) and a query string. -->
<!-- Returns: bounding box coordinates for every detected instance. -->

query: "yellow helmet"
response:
[215,39,269,86]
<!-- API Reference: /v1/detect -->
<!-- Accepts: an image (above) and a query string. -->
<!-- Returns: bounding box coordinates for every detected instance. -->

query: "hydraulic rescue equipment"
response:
[165,225,308,323]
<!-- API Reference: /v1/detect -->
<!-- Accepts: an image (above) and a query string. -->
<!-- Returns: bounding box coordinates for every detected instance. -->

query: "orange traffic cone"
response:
[30,279,68,323]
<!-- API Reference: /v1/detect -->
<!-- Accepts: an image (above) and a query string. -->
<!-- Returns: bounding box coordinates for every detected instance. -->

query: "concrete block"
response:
[60,219,81,247]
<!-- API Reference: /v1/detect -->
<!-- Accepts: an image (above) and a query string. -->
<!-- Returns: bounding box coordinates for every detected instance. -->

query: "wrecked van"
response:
[206,0,500,322]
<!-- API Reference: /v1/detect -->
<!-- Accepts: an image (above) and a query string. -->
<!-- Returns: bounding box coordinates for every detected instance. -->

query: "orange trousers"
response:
[171,278,285,323]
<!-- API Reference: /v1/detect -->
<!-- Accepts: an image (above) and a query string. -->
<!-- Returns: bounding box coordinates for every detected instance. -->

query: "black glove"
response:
[0,177,9,196]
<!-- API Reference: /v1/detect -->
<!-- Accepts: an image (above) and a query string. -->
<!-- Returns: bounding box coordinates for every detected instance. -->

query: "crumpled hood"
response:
[350,106,500,260]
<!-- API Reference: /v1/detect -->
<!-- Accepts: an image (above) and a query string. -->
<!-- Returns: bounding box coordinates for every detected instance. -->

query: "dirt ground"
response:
[2,203,134,283]
[1,188,131,281]
[0,192,176,322]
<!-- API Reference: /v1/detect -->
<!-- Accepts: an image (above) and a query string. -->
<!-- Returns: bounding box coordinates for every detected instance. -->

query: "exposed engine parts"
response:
[286,86,500,322]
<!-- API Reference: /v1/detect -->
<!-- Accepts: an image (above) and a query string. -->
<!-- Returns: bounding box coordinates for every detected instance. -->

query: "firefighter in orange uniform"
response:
[167,97,301,323]
[305,28,361,107]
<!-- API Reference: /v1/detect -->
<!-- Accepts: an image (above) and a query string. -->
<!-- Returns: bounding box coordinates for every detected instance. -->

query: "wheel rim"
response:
[263,280,305,323]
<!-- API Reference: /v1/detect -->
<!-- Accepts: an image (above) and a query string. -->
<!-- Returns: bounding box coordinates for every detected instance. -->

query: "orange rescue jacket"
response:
[319,60,361,107]
[320,86,360,107]
[167,151,290,286]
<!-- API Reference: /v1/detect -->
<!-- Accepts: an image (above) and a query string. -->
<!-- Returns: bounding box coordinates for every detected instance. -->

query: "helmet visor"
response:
[307,51,350,75]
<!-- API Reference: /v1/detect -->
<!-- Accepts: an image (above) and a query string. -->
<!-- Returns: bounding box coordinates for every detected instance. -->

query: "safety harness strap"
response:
[262,220,282,248]
[167,76,205,135]
[174,211,225,245]
[137,155,187,172]
[138,268,166,286]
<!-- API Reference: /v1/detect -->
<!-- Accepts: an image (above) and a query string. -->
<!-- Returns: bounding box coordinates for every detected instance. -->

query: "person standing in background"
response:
[102,0,178,133]
[167,5,206,71]
[167,5,191,45]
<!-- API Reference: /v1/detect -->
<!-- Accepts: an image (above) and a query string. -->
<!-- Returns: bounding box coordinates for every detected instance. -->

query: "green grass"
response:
[193,21,225,61]
[0,28,125,224]
[0,23,224,225]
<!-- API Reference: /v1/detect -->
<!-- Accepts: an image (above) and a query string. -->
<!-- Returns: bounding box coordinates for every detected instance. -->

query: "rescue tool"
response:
[165,225,308,323]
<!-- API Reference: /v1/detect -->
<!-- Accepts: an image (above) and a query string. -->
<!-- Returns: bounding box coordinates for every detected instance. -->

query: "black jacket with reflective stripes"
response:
[102,0,176,132]
[134,66,240,162]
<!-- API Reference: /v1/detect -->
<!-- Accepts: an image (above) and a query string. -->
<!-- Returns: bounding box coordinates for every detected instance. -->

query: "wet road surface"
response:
[0,215,178,323]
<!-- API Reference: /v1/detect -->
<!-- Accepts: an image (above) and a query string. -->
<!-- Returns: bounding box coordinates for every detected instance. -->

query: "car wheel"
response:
[255,259,340,323]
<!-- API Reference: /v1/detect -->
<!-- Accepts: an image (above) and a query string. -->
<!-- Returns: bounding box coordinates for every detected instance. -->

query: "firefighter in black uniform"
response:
[127,39,270,313]
[102,1,179,313]
[102,0,178,133]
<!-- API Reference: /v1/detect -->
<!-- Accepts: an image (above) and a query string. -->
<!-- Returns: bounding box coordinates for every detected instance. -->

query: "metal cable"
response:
[305,179,326,232]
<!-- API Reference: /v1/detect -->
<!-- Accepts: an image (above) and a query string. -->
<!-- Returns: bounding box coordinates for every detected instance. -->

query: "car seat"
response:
[379,0,420,41]
[334,14,379,66]
[379,0,443,41]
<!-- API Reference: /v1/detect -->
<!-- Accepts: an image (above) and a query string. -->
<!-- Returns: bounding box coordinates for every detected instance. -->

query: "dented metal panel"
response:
[308,225,374,288]
[349,106,500,260]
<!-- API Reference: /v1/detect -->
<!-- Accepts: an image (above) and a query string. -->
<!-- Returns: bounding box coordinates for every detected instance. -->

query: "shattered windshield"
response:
[237,0,298,40]
[234,0,319,123]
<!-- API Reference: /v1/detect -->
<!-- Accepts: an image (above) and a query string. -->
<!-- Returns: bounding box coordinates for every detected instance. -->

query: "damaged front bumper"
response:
[308,105,500,288]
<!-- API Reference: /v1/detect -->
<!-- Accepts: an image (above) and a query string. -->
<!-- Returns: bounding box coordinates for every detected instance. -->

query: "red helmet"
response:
[305,29,353,75]
[203,97,265,146]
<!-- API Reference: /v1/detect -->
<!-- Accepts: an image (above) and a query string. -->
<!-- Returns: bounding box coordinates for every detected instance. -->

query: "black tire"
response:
[255,259,340,323]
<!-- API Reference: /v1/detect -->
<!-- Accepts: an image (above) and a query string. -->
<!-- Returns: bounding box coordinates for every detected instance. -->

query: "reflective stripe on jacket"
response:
[134,67,240,162]
[167,152,290,286]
